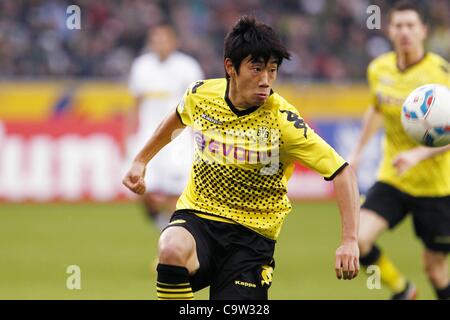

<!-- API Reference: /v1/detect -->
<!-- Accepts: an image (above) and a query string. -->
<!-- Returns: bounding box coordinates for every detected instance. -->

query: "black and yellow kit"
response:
[160,78,347,299]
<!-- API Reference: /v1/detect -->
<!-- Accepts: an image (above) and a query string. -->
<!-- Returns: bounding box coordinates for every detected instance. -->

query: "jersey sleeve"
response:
[176,81,202,127]
[280,107,348,180]
[431,55,450,88]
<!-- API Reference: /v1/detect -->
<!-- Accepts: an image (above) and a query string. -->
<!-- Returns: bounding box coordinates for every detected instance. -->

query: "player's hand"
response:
[393,147,428,175]
[335,240,360,280]
[122,161,147,195]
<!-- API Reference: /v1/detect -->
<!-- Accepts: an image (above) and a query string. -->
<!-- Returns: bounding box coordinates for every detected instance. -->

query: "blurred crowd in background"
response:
[1,0,449,81]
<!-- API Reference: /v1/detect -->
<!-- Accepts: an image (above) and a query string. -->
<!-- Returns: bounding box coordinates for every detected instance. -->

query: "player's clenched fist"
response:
[335,240,360,280]
[122,161,147,195]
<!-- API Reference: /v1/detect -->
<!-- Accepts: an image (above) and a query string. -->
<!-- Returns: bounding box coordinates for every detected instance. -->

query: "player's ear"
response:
[224,58,235,78]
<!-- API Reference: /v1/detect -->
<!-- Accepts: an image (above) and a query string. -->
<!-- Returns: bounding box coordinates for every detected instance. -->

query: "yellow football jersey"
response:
[368,52,450,196]
[175,78,346,240]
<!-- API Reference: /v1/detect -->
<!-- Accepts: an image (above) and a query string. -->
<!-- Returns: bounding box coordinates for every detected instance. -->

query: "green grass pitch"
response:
[0,201,444,299]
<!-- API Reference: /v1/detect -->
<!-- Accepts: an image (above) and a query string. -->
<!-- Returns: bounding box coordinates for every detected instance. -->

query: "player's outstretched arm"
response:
[347,106,383,171]
[332,165,360,280]
[122,109,186,195]
[393,144,450,175]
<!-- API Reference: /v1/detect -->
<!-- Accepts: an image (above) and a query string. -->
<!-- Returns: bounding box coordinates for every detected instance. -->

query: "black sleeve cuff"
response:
[324,162,349,181]
[175,107,186,126]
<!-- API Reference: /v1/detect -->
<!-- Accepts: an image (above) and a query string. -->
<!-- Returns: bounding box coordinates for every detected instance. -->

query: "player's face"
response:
[149,26,178,60]
[388,10,427,54]
[228,56,278,107]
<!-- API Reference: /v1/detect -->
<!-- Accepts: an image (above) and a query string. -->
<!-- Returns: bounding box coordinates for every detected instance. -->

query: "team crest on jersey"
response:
[256,126,270,142]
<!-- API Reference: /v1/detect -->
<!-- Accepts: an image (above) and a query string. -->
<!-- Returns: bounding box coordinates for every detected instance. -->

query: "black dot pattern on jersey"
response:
[191,158,290,239]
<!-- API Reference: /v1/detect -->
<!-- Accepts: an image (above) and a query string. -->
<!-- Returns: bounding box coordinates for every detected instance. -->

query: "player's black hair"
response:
[388,0,428,24]
[223,15,291,79]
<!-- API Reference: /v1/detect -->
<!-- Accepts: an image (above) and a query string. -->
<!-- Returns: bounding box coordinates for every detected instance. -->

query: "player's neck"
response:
[396,48,425,71]
[228,82,252,110]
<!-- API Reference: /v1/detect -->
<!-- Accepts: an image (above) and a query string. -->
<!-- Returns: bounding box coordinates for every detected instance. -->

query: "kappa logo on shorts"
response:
[261,265,273,286]
[168,219,186,225]
[234,280,256,288]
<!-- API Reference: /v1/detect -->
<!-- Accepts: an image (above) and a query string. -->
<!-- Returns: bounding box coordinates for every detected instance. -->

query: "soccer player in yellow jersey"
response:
[123,16,360,300]
[349,1,450,300]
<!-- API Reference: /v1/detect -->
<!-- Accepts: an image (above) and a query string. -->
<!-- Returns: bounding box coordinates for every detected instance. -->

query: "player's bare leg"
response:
[358,209,415,299]
[159,226,199,271]
[423,249,450,299]
[358,209,388,256]
[156,226,199,300]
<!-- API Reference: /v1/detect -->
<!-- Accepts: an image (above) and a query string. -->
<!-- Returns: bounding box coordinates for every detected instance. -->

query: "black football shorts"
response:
[162,209,276,300]
[362,182,450,253]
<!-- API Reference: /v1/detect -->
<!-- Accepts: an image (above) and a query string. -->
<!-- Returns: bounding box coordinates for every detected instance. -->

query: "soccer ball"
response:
[401,84,450,147]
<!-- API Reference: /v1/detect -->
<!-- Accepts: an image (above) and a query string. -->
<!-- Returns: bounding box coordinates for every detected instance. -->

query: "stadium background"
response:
[0,0,449,299]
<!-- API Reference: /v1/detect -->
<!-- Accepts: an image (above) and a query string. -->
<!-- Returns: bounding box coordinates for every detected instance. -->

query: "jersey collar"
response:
[396,52,428,73]
[224,79,273,117]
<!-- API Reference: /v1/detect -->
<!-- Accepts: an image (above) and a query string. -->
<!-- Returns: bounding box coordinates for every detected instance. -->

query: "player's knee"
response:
[358,210,387,255]
[358,233,375,256]
[158,228,194,266]
[423,250,447,285]
[424,263,443,285]
[158,240,190,265]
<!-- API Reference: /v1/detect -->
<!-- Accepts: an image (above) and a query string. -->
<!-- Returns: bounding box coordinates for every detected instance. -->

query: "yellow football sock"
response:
[376,253,407,293]
[156,281,194,300]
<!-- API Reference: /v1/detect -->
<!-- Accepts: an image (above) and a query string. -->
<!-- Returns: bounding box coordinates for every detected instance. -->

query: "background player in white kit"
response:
[126,22,204,229]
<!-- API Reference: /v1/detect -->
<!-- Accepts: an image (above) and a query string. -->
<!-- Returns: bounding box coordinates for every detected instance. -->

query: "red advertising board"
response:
[0,118,128,202]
